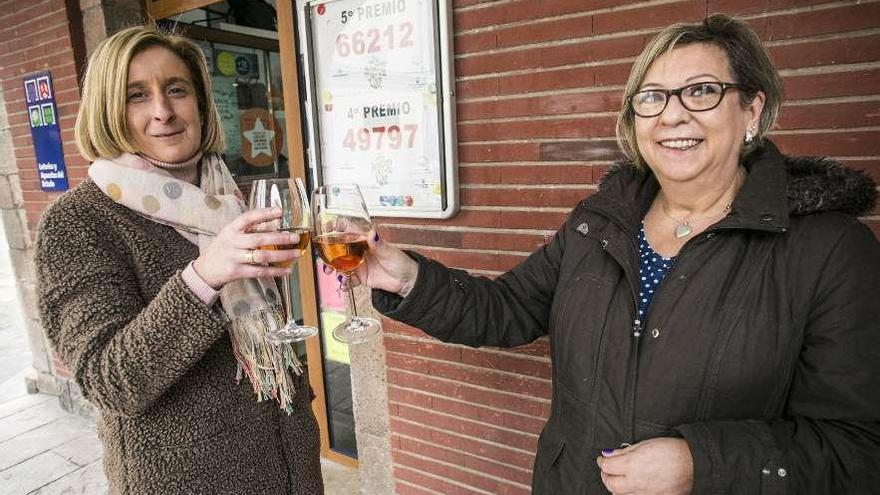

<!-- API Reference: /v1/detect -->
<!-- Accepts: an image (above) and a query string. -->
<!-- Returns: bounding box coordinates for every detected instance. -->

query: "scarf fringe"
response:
[228,306,304,414]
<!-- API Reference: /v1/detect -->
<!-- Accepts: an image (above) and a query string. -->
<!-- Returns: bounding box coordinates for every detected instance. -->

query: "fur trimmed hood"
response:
[599,142,876,217]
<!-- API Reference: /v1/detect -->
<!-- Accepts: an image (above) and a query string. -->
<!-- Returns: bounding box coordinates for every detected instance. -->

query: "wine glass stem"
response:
[281,273,293,323]
[344,273,359,320]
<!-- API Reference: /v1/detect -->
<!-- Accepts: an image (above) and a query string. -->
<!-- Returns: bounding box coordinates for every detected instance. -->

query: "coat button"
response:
[651,328,660,338]
[762,468,771,475]
[600,239,609,249]
[777,468,787,478]
[705,233,715,240]
[760,214,774,222]
[678,274,687,282]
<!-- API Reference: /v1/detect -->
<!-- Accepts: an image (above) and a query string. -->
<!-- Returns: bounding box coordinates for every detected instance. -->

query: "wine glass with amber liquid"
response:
[248,178,318,343]
[311,183,380,344]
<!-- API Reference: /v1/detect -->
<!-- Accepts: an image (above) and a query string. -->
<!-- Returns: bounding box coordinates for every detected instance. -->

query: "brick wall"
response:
[0,0,86,382]
[382,1,880,493]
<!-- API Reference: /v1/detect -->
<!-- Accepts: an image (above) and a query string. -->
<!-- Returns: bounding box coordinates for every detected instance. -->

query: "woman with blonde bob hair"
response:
[36,25,324,494]
[355,13,879,494]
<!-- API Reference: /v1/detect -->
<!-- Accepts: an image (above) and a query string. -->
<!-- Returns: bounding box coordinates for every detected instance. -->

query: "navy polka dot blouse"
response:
[637,223,675,319]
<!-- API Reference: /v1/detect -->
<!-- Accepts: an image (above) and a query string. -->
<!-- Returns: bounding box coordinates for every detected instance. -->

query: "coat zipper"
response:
[601,218,718,444]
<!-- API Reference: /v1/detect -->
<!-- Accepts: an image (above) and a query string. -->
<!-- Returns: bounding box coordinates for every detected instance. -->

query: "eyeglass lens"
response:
[632,82,726,117]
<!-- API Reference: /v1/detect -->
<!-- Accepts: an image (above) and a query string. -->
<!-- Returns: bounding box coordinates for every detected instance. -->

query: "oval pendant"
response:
[674,224,692,239]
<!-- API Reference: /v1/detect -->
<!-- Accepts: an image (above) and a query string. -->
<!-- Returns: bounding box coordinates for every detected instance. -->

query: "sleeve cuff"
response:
[182,261,220,307]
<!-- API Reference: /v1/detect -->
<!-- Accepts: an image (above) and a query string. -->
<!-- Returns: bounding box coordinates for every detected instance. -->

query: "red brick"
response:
[460,348,551,380]
[377,207,562,230]
[767,3,880,41]
[773,131,880,157]
[391,384,546,434]
[394,465,487,495]
[394,404,540,452]
[769,33,880,71]
[776,101,880,131]
[453,0,493,8]
[593,0,705,35]
[454,30,497,53]
[387,369,548,417]
[393,419,538,470]
[461,186,590,208]
[463,454,532,486]
[383,226,549,252]
[1,23,72,61]
[388,385,435,409]
[459,164,596,185]
[456,35,646,77]
[384,335,463,362]
[708,0,828,16]
[783,70,880,102]
[387,352,552,399]
[493,15,592,50]
[395,450,531,495]
[498,66,598,95]
[0,6,64,41]
[457,90,620,121]
[394,480,444,495]
[453,0,618,32]
[594,61,635,87]
[458,115,616,141]
[458,143,540,162]
[409,248,523,272]
[397,435,467,466]
[399,435,533,485]
[456,77,499,99]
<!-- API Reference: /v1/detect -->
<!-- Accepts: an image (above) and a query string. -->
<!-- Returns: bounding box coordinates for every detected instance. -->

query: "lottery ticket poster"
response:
[305,0,458,218]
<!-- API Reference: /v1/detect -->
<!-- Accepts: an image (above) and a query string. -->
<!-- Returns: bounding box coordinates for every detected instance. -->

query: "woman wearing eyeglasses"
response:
[359,14,879,495]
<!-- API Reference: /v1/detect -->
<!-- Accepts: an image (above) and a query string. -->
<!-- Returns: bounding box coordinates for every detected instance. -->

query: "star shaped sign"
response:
[243,118,275,159]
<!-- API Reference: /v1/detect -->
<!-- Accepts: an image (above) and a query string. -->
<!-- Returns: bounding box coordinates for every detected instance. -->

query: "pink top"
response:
[141,151,220,307]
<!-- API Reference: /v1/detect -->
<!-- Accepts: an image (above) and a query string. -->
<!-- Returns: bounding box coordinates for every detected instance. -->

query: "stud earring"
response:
[745,125,757,144]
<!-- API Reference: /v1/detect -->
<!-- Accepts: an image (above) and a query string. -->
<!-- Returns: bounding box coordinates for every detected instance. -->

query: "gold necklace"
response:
[661,200,732,239]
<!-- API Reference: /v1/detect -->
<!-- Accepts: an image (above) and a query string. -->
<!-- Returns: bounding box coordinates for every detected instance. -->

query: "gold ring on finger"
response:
[245,249,256,265]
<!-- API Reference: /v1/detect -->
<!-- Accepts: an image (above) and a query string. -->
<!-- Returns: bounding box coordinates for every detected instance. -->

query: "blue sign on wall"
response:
[23,71,68,192]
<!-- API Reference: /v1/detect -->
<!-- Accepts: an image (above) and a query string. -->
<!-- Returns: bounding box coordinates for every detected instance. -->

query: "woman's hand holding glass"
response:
[248,178,318,343]
[355,232,419,298]
[311,184,385,344]
[192,207,303,289]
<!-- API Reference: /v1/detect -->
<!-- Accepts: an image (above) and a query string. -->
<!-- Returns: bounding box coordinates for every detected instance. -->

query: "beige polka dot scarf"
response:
[89,152,304,413]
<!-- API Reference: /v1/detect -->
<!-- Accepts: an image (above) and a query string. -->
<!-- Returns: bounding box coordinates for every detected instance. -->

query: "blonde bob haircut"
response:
[616,14,782,169]
[75,24,225,161]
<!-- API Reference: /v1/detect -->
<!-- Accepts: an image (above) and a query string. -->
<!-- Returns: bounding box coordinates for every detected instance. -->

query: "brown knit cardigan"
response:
[35,180,324,495]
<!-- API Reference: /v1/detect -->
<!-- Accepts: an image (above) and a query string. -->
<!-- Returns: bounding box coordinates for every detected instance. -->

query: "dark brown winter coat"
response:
[374,141,880,494]
[36,180,324,495]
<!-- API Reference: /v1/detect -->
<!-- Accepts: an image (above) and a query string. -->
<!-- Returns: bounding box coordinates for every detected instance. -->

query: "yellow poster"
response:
[321,311,350,365]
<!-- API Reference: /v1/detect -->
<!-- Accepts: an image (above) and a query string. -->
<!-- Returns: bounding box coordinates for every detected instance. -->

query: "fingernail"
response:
[374,232,380,242]
[601,449,614,456]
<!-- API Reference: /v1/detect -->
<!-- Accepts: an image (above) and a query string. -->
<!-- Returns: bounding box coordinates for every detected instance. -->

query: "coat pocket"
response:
[127,420,287,494]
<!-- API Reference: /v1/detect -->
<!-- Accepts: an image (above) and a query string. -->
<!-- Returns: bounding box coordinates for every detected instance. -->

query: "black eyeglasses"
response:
[628,82,751,118]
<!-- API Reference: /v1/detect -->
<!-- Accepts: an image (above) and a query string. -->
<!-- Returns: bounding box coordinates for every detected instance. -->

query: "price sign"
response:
[303,0,458,218]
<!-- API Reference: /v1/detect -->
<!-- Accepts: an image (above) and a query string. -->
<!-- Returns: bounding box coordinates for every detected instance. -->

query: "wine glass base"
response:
[332,317,381,344]
[266,324,319,344]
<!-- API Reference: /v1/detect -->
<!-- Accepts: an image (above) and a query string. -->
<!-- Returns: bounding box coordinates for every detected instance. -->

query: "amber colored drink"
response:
[259,228,311,268]
[314,232,369,272]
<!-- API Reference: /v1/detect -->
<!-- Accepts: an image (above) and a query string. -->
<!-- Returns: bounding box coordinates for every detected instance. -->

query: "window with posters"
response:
[300,0,458,218]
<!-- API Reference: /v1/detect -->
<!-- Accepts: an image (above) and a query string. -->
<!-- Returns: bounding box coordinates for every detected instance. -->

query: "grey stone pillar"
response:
[349,285,394,495]
[0,86,59,396]
[80,0,143,56]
